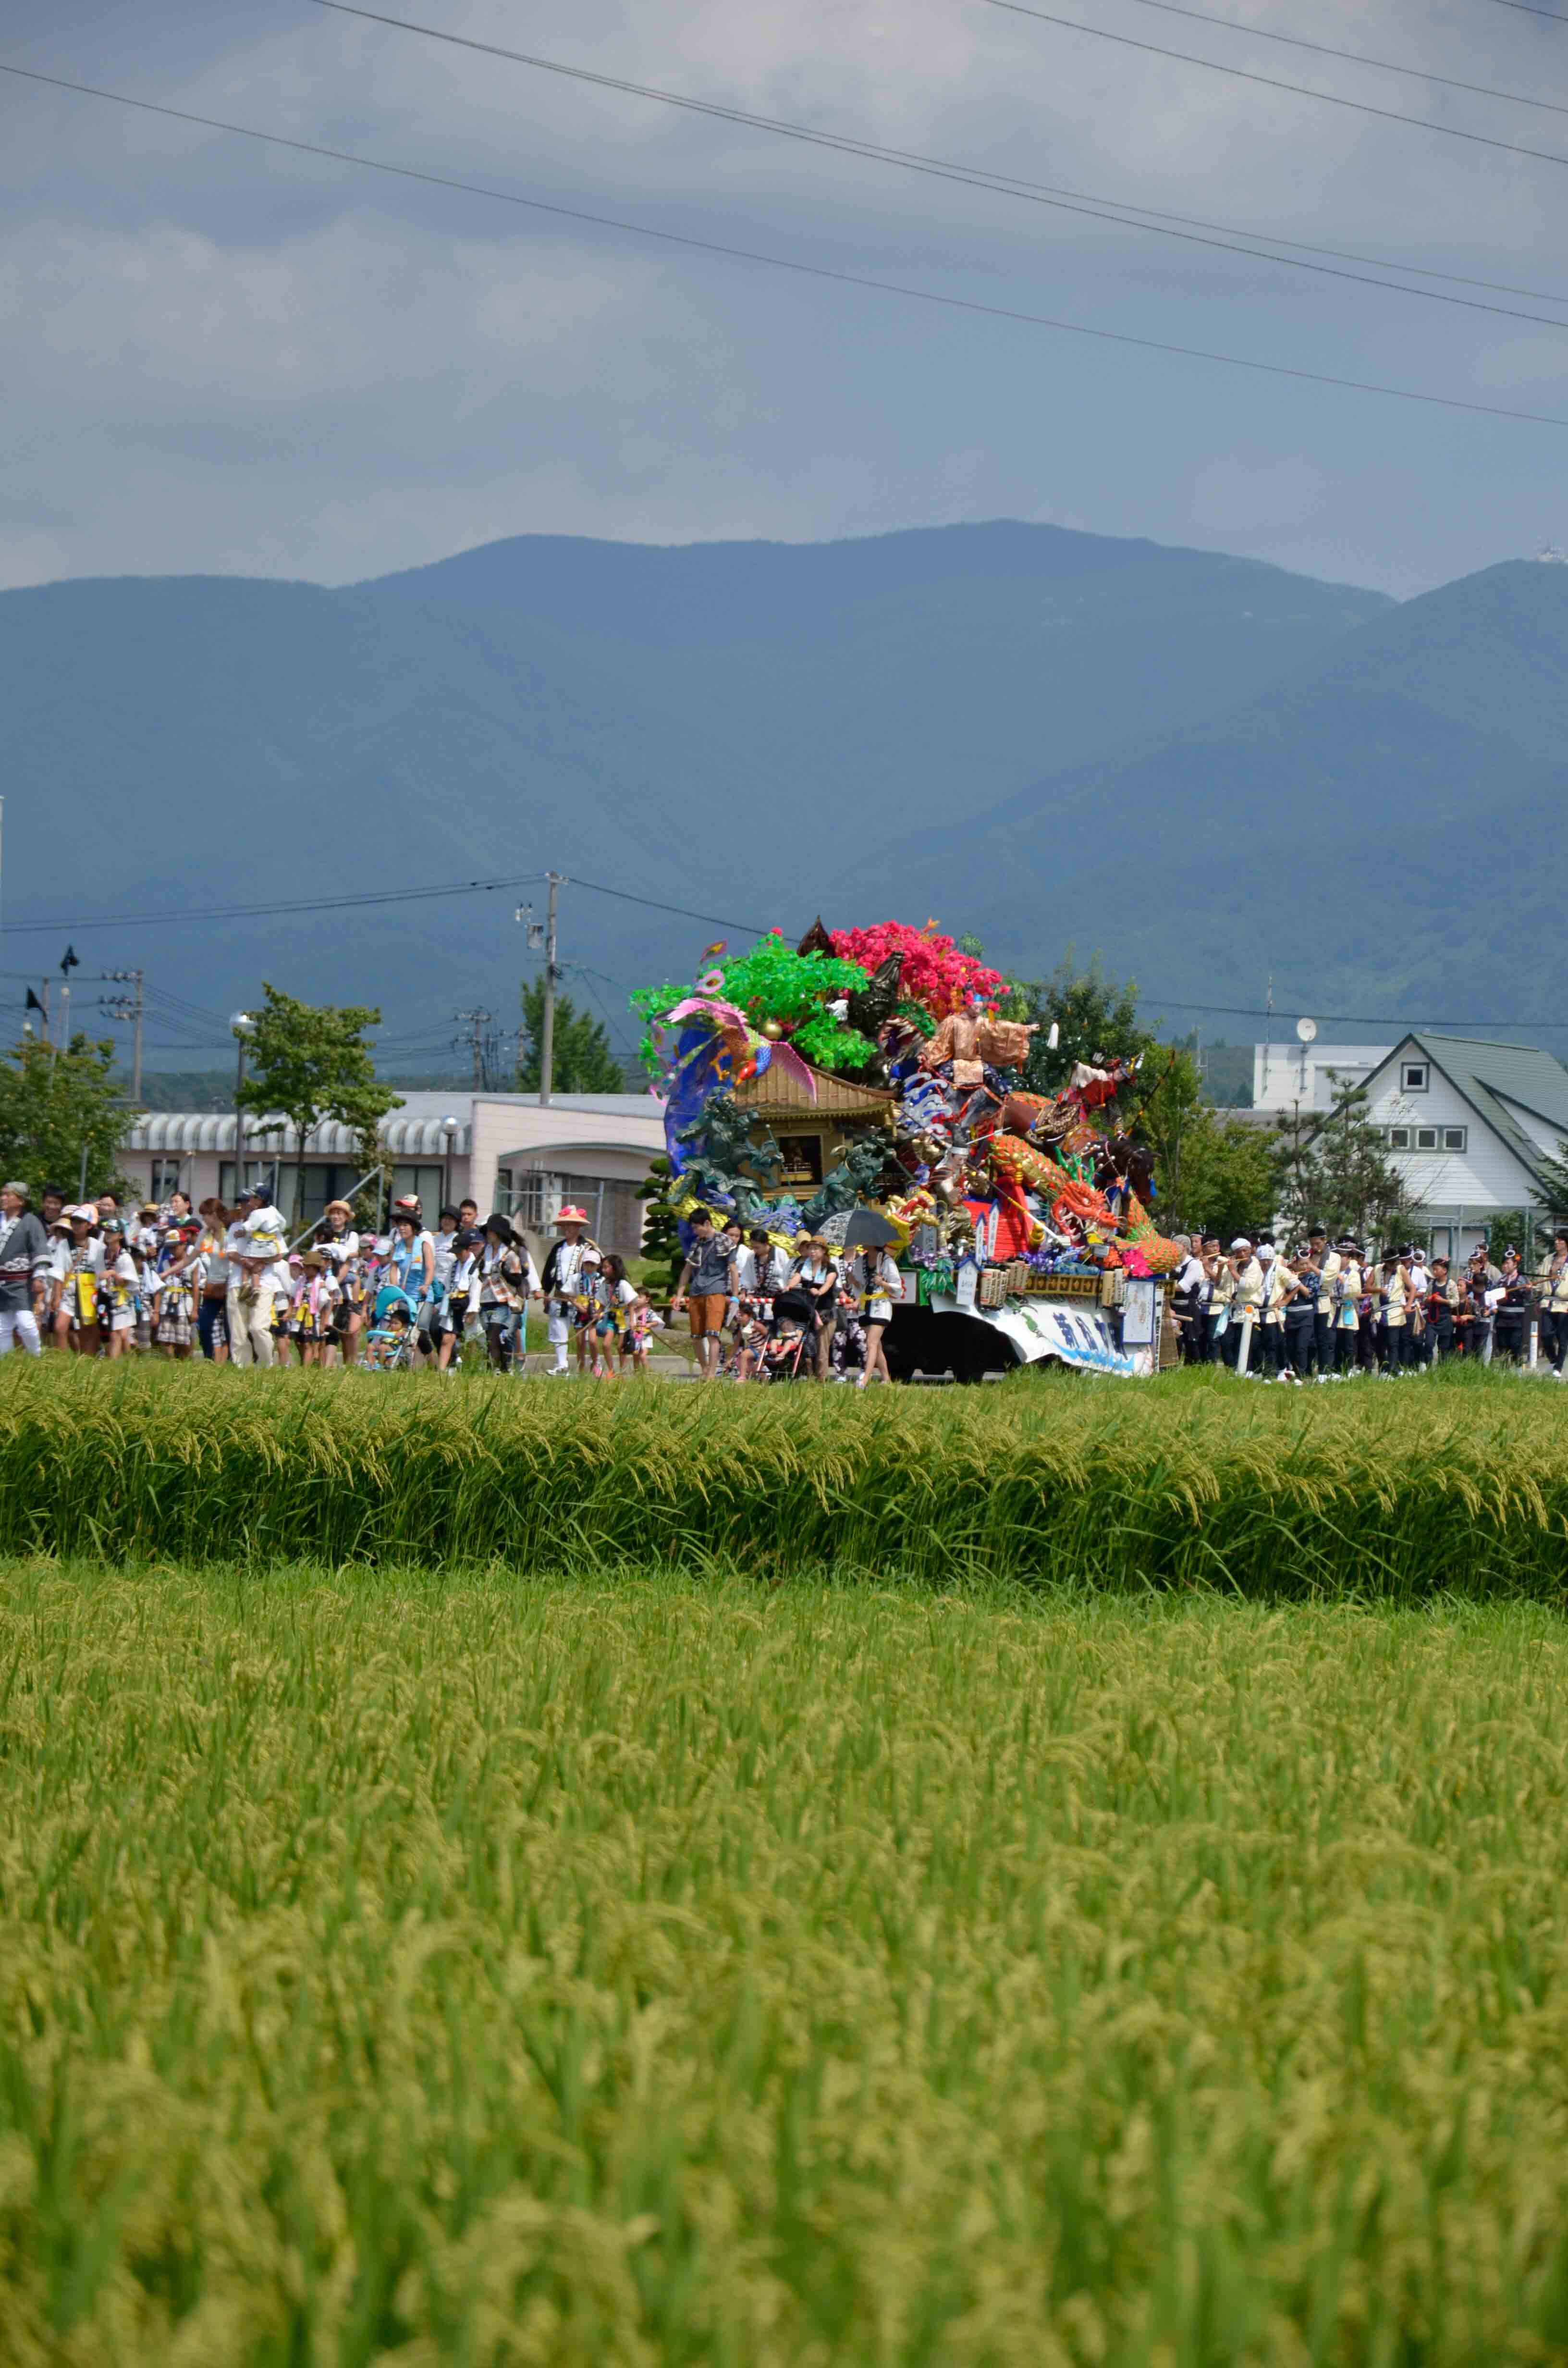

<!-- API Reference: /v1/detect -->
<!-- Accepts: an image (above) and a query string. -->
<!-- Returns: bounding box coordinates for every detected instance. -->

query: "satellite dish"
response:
[1296,1016,1318,1044]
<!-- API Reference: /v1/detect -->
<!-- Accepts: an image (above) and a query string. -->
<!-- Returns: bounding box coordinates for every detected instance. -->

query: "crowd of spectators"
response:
[1167,1227,1568,1379]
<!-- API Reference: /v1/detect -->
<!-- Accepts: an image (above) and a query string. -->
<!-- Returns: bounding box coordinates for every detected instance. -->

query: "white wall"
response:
[1253,1043,1391,1113]
[1360,1055,1540,1230]
[468,1099,664,1218]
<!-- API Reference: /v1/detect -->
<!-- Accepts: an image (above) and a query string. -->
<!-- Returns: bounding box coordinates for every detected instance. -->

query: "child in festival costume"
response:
[620,1288,664,1375]
[733,1307,773,1381]
[97,1219,139,1360]
[152,1240,197,1357]
[57,1207,104,1353]
[362,1293,414,1370]
[572,1247,604,1374]
[587,1252,637,1380]
[757,1304,814,1382]
[131,1226,158,1352]
[292,1250,340,1367]
[444,1228,483,1372]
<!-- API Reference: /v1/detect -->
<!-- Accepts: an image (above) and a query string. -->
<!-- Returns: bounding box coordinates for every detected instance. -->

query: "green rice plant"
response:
[5,1568,1568,2362]
[2,1359,1568,1597]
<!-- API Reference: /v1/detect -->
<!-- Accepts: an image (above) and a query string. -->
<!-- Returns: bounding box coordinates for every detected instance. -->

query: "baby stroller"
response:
[362,1283,419,1371]
[755,1287,818,1383]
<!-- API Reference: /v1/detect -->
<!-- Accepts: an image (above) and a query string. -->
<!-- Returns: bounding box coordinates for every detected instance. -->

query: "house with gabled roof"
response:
[1356,1033,1568,1262]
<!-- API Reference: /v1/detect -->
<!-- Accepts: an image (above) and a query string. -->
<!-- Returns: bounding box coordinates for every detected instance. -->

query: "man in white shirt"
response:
[228,1191,290,1368]
[1307,1224,1339,1378]
[1226,1237,1265,1372]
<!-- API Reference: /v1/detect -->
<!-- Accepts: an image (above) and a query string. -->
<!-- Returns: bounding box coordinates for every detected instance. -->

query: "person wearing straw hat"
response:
[229,1192,289,1369]
[539,1203,598,1377]
[52,1206,104,1353]
[0,1181,50,1358]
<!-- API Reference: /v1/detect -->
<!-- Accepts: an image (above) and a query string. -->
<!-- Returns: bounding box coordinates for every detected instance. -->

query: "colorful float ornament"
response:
[653,993,818,1174]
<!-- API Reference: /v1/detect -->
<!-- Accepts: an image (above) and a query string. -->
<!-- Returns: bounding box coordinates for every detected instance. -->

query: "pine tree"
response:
[1011,950,1150,1097]
[517,982,625,1093]
[635,1157,685,1290]
[1274,1072,1416,1250]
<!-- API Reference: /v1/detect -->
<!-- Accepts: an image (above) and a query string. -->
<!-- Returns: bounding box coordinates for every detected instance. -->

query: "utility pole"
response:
[231,1011,255,1199]
[539,871,564,1108]
[100,969,145,1101]
[453,1010,491,1093]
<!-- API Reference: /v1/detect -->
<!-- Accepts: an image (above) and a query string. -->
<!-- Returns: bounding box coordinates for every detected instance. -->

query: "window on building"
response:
[219,1160,365,1222]
[502,1169,647,1253]
[1443,1126,1467,1151]
[1388,1127,1411,1150]
[1400,1061,1429,1091]
[149,1158,184,1201]
[388,1165,445,1218]
[1416,1127,1438,1150]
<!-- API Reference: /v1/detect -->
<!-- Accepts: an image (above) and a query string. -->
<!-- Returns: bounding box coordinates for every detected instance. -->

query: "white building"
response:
[119,1090,665,1254]
[1252,1041,1392,1116]
[1355,1035,1568,1263]
[1253,1033,1568,1263]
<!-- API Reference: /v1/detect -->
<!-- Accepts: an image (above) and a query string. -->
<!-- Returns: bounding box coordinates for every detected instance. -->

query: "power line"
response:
[1143,996,1568,1029]
[318,0,1568,127]
[6,62,1568,431]
[980,0,1568,173]
[1481,0,1568,20]
[1106,0,1568,118]
[0,865,543,934]
[567,875,772,933]
[298,3,1568,333]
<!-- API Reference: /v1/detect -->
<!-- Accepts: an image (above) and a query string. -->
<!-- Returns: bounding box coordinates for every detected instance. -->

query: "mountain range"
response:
[2,519,1561,1075]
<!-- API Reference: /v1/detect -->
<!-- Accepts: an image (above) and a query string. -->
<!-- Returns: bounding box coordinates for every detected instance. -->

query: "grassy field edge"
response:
[4,1361,1567,1599]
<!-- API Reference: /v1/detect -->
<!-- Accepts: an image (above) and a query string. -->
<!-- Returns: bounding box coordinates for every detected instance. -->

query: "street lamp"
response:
[440,1114,459,1213]
[231,1011,255,1204]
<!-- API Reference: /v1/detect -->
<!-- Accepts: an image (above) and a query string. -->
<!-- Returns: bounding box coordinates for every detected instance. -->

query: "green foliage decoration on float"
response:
[633,934,876,1077]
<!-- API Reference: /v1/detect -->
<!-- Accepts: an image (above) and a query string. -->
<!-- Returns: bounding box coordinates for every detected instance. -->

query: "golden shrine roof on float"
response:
[734,1060,894,1122]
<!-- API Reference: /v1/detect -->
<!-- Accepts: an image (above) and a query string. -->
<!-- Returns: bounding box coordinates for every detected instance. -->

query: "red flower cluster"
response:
[829,920,1004,1020]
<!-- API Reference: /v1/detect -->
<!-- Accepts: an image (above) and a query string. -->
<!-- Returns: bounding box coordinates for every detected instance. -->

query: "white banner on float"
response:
[930,1294,1140,1377]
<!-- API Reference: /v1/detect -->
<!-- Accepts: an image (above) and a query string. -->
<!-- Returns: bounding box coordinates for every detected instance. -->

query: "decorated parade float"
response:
[633,921,1183,1379]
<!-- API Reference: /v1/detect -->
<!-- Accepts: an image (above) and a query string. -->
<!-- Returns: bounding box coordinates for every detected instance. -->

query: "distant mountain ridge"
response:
[0,517,1469,1062]
[914,558,1568,1032]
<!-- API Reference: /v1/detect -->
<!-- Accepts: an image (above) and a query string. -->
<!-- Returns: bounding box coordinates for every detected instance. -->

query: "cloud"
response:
[4,0,1568,596]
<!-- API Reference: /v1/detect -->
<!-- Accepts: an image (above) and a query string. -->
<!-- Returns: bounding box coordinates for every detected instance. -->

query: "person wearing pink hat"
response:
[539,1203,598,1376]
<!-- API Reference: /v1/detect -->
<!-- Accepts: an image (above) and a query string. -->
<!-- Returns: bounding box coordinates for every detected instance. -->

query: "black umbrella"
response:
[844,1206,900,1249]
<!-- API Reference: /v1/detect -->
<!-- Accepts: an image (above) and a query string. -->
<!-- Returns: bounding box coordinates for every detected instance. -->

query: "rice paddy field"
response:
[6,1364,1568,2363]
[2,1357,1567,1599]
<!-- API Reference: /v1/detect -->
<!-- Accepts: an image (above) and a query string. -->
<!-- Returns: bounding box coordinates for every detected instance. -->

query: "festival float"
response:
[633,921,1182,1379]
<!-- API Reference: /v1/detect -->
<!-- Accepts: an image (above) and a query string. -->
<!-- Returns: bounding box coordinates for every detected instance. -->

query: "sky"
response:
[4,0,1568,602]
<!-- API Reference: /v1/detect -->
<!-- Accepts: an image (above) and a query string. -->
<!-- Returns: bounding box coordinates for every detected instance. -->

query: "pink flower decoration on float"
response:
[829,920,1005,1019]
[698,968,725,993]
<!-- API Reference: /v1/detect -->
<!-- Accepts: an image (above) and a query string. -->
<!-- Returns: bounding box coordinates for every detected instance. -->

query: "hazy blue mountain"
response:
[0,521,1391,1069]
[911,559,1568,1035]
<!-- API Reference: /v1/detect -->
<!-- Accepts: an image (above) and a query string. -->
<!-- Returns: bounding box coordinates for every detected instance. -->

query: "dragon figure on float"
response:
[632,917,1182,1372]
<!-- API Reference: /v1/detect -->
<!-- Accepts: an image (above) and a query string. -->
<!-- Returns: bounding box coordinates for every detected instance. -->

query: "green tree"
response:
[1171,1105,1281,1244]
[0,1033,137,1204]
[1010,950,1152,1097]
[635,1155,685,1291]
[237,986,402,1223]
[518,982,625,1094]
[1274,1073,1416,1251]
